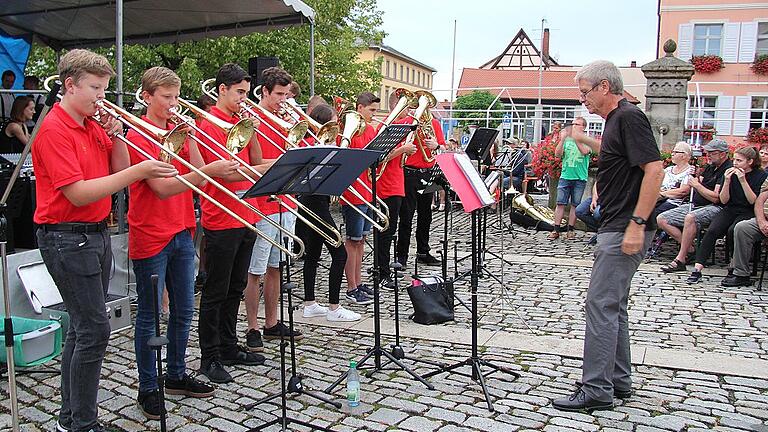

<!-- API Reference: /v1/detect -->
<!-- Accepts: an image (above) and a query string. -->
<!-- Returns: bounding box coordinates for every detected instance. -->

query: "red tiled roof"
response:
[457,68,639,103]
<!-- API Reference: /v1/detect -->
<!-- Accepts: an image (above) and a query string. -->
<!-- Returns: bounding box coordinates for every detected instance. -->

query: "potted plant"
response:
[690,55,724,74]
[751,54,768,76]
[531,135,562,208]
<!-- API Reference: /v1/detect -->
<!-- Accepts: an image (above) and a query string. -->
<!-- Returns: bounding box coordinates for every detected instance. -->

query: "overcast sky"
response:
[376,0,659,99]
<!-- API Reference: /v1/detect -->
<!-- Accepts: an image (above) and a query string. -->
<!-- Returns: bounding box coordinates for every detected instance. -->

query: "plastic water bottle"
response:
[346,360,360,407]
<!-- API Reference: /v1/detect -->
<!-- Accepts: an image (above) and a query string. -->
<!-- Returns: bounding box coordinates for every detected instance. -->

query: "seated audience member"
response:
[722,178,768,287]
[658,139,732,273]
[652,141,692,220]
[760,144,768,171]
[0,96,34,153]
[575,183,601,232]
[685,146,767,284]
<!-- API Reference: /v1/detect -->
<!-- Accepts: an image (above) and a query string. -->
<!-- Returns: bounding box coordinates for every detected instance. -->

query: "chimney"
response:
[630,60,637,67]
[542,28,551,65]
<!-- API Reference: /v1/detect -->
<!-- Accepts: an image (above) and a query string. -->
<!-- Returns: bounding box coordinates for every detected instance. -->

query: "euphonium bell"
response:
[414,90,438,163]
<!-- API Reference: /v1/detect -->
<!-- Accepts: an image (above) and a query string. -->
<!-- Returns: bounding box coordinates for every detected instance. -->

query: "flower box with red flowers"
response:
[690,55,724,74]
[747,127,768,147]
[751,54,768,76]
[531,135,561,178]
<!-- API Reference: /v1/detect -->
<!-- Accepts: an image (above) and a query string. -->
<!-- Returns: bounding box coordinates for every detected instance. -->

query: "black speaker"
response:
[248,56,280,85]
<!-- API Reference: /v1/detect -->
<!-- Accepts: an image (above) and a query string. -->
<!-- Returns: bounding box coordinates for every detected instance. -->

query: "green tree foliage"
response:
[453,90,503,131]
[26,0,384,104]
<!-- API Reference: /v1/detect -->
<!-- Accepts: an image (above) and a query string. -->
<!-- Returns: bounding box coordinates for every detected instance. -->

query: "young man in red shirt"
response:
[243,66,303,352]
[33,49,177,432]
[376,92,417,288]
[339,92,381,305]
[397,101,445,268]
[196,63,269,384]
[128,67,244,419]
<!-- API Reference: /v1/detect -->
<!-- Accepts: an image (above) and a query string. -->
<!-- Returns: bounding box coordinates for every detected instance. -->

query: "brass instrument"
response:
[45,76,302,258]
[202,78,308,148]
[371,88,419,179]
[413,90,438,163]
[280,102,340,145]
[400,91,437,167]
[135,87,343,249]
[333,96,366,148]
[511,193,557,227]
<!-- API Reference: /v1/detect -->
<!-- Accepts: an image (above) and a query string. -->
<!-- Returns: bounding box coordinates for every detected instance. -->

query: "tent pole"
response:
[115,0,127,233]
[309,18,315,97]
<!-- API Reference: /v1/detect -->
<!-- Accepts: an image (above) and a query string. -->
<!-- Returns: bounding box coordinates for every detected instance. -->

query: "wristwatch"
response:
[630,215,647,225]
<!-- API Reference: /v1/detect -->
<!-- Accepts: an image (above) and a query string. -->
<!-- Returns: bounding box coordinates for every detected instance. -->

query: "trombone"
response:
[202,79,390,232]
[134,87,343,248]
[43,76,302,259]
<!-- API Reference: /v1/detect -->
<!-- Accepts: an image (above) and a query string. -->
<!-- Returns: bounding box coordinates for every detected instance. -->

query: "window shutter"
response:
[715,96,733,136]
[738,21,758,63]
[722,23,741,63]
[733,96,752,136]
[678,23,694,60]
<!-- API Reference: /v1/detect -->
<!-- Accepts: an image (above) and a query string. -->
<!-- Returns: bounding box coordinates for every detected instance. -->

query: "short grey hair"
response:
[575,60,624,95]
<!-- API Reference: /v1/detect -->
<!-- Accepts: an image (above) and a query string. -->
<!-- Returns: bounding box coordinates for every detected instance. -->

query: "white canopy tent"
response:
[0,0,317,95]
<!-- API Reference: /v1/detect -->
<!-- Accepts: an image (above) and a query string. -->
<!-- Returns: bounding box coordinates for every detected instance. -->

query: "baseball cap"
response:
[702,138,728,152]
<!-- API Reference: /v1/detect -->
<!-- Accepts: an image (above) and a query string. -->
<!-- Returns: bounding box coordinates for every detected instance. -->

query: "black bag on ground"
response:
[407,276,454,325]
[509,208,555,232]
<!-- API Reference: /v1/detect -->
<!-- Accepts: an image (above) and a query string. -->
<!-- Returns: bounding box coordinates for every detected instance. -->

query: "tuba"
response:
[371,88,418,179]
[511,193,557,227]
[333,96,366,148]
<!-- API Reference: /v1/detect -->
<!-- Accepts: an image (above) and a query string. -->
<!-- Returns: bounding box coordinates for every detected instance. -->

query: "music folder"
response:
[241,146,381,198]
[436,153,494,213]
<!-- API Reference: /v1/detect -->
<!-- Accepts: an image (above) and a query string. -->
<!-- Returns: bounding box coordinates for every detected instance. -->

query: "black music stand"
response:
[465,128,499,168]
[423,153,520,412]
[324,124,435,395]
[241,147,379,432]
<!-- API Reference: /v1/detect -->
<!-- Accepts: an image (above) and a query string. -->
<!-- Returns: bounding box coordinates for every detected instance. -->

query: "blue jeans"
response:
[132,230,195,392]
[557,178,587,206]
[575,196,602,232]
[36,228,112,432]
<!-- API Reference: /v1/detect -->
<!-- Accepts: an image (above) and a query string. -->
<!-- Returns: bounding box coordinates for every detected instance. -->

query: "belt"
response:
[41,221,108,233]
[404,166,432,173]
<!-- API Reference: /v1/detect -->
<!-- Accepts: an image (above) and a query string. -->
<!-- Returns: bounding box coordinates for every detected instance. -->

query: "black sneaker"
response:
[246,329,264,352]
[416,253,441,265]
[721,274,752,287]
[199,360,233,384]
[56,419,72,432]
[220,346,266,366]
[346,288,373,305]
[137,390,166,420]
[380,277,396,289]
[165,373,215,398]
[686,270,702,284]
[263,322,304,341]
[357,284,373,296]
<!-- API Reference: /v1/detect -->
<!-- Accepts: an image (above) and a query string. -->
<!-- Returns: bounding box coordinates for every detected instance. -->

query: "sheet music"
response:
[455,154,495,206]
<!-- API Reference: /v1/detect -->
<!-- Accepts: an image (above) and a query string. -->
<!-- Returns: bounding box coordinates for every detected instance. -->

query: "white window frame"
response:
[687,95,719,130]
[757,21,768,57]
[750,95,768,130]
[693,23,724,56]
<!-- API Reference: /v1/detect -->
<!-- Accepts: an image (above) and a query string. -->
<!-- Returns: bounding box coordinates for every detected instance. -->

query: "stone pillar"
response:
[641,39,695,150]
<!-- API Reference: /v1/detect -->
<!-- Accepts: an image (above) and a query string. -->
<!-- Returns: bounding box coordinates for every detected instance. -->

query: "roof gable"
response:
[480,28,558,70]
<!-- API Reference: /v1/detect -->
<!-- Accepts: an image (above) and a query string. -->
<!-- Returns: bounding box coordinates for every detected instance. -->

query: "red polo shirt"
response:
[126,117,196,259]
[341,123,375,205]
[375,118,409,199]
[197,106,260,230]
[403,117,445,168]
[33,103,114,224]
[255,111,297,215]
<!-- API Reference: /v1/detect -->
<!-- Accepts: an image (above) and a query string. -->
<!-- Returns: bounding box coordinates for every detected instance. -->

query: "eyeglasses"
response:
[579,82,602,100]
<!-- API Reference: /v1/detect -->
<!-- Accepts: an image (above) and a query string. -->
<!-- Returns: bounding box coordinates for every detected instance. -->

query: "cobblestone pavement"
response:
[1,203,768,431]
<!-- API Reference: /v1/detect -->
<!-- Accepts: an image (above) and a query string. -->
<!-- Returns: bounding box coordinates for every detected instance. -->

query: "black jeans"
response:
[377,195,402,279]
[297,195,347,304]
[36,228,112,432]
[397,168,434,260]
[695,206,753,266]
[198,227,256,364]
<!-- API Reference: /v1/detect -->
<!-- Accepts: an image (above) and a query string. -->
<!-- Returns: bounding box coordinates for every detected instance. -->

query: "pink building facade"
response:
[659,0,768,145]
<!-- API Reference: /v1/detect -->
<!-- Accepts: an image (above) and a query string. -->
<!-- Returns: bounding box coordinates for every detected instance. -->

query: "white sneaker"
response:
[326,306,362,322]
[303,302,329,318]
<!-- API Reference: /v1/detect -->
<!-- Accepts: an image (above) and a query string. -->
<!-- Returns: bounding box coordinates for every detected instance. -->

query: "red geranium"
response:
[691,55,724,74]
[747,127,768,146]
[751,54,768,75]
[531,135,561,177]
